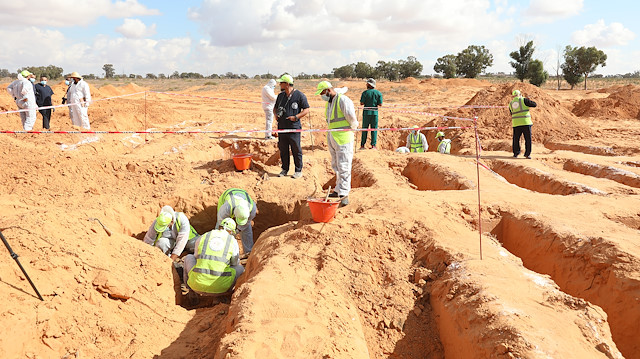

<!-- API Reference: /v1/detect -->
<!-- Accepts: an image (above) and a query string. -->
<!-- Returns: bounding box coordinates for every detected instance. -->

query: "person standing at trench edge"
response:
[273,74,310,179]
[509,89,537,159]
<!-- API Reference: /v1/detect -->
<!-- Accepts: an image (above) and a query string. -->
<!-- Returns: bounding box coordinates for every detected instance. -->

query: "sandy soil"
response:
[1,78,639,359]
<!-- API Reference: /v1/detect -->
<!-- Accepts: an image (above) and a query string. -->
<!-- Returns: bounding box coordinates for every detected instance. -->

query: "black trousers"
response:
[513,125,532,157]
[278,132,303,172]
[39,109,52,130]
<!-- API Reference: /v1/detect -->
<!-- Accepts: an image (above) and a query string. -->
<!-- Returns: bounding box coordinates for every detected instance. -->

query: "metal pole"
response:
[474,117,483,260]
[144,91,148,143]
[0,230,44,300]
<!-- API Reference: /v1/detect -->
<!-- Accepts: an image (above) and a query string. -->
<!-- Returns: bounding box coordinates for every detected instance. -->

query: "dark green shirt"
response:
[360,89,383,116]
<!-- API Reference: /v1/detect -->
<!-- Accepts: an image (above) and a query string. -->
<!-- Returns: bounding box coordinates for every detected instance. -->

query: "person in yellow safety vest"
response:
[509,89,537,159]
[143,205,199,261]
[183,218,244,296]
[436,131,451,154]
[315,81,359,207]
[216,188,257,255]
[406,125,428,153]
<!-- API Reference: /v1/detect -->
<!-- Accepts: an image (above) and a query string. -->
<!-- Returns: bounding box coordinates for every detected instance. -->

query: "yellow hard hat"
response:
[512,90,521,96]
[233,201,250,226]
[20,70,32,77]
[277,74,293,85]
[436,131,445,138]
[154,212,173,232]
[221,218,237,232]
[315,81,332,95]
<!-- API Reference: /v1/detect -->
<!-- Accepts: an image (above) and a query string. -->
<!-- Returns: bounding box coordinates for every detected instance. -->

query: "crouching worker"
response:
[216,188,257,256]
[183,218,244,297]
[143,205,199,261]
[435,131,452,154]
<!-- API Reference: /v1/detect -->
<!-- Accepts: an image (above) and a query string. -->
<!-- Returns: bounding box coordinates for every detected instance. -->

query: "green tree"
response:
[509,40,535,82]
[0,68,10,78]
[455,45,493,78]
[146,73,157,79]
[353,62,375,79]
[527,59,548,87]
[103,64,115,78]
[375,60,400,81]
[571,46,607,90]
[433,54,457,78]
[561,46,584,89]
[333,64,355,78]
[19,65,63,79]
[397,56,423,79]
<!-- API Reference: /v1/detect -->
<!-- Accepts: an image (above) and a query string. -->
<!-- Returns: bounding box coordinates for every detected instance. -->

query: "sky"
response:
[0,0,638,78]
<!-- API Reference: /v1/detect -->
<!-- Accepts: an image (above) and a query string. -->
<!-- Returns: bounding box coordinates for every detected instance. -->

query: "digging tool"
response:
[0,230,44,301]
[88,218,112,236]
[325,186,332,201]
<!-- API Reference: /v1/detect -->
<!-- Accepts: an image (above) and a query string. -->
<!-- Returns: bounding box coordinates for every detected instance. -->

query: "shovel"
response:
[88,218,113,236]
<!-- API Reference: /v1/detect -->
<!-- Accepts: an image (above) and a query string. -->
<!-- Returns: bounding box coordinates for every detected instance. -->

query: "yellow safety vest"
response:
[154,213,199,244]
[437,139,451,154]
[510,97,532,127]
[187,230,235,294]
[409,133,424,153]
[217,188,254,221]
[326,94,353,145]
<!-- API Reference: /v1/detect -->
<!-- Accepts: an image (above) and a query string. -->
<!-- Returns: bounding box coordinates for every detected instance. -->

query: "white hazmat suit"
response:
[261,79,277,138]
[68,79,92,129]
[6,74,37,131]
[325,91,358,198]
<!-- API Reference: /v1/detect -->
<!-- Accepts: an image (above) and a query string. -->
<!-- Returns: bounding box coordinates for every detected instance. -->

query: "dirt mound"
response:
[402,77,419,84]
[419,78,491,87]
[122,82,146,93]
[445,82,595,144]
[573,84,640,119]
[98,85,122,97]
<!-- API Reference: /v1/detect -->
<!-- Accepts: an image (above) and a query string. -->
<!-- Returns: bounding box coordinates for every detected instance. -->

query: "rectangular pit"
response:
[401,157,475,191]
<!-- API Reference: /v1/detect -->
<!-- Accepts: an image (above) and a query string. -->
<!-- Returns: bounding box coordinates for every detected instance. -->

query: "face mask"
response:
[41,81,47,85]
[65,80,70,86]
[321,93,330,102]
[29,78,36,83]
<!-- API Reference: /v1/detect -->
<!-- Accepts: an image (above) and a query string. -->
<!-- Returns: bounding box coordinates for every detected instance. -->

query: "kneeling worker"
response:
[406,125,428,153]
[216,188,257,255]
[143,205,199,260]
[183,218,244,296]
[436,131,451,154]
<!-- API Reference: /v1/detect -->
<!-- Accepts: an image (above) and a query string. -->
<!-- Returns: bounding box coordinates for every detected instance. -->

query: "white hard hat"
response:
[233,200,250,226]
[395,146,410,153]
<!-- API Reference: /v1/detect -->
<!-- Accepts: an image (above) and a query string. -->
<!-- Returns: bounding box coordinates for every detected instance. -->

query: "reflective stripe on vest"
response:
[187,231,235,294]
[326,94,353,145]
[437,139,451,154]
[218,188,254,221]
[409,133,424,152]
[510,97,532,127]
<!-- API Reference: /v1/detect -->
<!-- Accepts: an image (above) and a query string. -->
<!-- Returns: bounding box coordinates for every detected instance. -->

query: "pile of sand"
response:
[573,84,640,119]
[401,77,419,84]
[445,82,595,143]
[420,78,491,87]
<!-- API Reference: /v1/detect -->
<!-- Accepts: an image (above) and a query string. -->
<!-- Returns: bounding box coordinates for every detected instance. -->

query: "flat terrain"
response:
[1,78,639,359]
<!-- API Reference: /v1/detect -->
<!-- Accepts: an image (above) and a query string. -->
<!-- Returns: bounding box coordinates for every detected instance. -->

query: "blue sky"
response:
[0,0,637,77]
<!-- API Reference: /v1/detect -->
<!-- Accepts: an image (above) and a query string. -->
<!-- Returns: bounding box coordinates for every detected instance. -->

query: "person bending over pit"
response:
[143,205,199,261]
[216,188,257,257]
[406,125,428,153]
[509,89,537,159]
[183,218,244,297]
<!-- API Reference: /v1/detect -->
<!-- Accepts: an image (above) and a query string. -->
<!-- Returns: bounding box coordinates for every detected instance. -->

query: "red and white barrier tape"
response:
[0,91,146,115]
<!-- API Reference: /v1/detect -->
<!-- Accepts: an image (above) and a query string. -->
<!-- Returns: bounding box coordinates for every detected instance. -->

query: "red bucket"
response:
[232,154,252,171]
[307,198,340,223]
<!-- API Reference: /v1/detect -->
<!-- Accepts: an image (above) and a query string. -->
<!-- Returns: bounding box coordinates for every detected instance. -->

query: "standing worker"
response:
[435,131,451,154]
[143,205,200,261]
[273,74,310,179]
[315,81,359,207]
[6,70,37,131]
[183,218,244,297]
[406,125,428,153]
[35,76,54,130]
[261,79,277,139]
[216,188,257,256]
[67,71,91,129]
[359,78,383,150]
[509,89,537,159]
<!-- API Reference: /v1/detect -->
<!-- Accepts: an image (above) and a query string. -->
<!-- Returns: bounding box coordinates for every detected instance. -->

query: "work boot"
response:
[328,192,340,198]
[371,146,377,150]
[279,169,288,177]
[292,171,302,179]
[181,284,189,296]
[339,196,349,207]
[525,155,532,159]
[359,146,366,150]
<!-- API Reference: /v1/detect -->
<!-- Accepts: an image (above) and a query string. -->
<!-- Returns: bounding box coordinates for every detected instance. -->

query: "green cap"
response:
[436,131,445,138]
[221,218,237,232]
[154,212,173,232]
[277,74,294,85]
[315,81,332,95]
[20,70,32,77]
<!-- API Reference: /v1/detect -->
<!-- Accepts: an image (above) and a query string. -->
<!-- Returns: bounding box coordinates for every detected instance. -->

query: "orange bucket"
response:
[307,198,340,223]
[232,154,252,171]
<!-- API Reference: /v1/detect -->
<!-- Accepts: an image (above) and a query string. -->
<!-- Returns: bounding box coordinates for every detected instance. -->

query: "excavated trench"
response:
[322,157,378,190]
[490,212,640,358]
[487,159,605,195]
[400,157,475,191]
[563,159,640,188]
[544,141,616,156]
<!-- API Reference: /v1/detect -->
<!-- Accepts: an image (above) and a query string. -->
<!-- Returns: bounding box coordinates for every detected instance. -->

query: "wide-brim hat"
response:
[69,71,83,79]
[366,78,376,88]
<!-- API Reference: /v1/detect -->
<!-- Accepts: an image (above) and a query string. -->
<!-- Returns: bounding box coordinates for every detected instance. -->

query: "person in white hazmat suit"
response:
[6,70,37,131]
[143,205,200,261]
[261,79,277,139]
[67,72,91,129]
[315,81,359,207]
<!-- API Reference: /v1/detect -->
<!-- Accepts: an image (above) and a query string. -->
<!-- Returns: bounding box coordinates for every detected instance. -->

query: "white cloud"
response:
[116,18,157,38]
[0,0,159,27]
[572,20,636,48]
[523,0,583,25]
